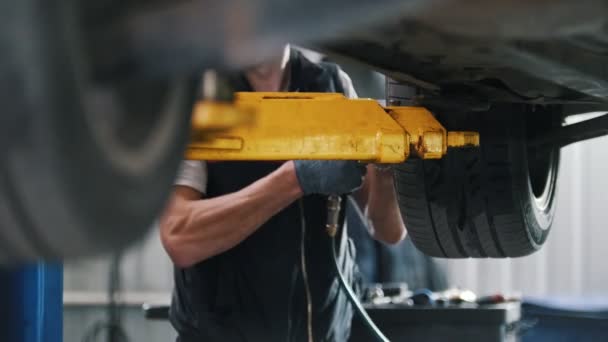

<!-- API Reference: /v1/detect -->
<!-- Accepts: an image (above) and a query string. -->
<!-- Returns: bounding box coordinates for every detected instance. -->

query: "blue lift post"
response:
[0,264,63,342]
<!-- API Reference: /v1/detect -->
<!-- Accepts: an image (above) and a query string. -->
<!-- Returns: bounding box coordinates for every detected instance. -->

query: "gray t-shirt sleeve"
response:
[337,69,358,99]
[174,160,208,194]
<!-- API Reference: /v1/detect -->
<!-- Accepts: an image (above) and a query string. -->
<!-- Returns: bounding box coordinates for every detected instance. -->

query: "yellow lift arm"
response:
[187,92,479,163]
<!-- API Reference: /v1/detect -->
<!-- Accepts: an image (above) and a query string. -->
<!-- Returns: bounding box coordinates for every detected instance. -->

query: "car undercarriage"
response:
[2,0,608,262]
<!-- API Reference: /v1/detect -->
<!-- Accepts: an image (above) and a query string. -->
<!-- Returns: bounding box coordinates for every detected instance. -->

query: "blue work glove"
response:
[293,160,367,195]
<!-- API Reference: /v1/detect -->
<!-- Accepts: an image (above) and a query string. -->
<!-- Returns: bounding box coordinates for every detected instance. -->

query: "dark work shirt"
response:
[170,49,362,342]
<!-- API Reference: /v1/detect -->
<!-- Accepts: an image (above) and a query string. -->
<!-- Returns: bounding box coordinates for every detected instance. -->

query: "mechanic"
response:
[160,45,406,342]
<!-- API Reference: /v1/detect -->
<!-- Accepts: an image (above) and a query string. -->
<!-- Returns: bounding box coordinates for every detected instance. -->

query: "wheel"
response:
[395,105,561,258]
[0,1,197,262]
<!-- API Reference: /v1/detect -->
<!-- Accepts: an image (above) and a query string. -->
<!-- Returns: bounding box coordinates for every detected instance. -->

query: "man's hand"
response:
[293,160,367,195]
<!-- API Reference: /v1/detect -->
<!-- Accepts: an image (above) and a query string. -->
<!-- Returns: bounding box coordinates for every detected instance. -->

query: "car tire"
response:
[0,1,197,262]
[394,105,560,258]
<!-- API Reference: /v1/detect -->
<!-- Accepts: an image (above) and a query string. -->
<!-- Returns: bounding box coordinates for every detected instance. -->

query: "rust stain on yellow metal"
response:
[386,106,446,159]
[387,107,480,159]
[187,92,479,163]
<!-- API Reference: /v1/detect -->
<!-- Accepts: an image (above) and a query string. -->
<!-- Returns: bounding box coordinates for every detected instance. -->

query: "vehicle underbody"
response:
[2,0,608,262]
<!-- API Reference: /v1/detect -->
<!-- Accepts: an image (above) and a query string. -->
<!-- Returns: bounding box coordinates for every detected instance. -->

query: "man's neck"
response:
[245,46,291,92]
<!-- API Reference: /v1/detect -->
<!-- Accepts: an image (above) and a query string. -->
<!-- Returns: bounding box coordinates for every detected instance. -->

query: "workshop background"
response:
[62,64,608,342]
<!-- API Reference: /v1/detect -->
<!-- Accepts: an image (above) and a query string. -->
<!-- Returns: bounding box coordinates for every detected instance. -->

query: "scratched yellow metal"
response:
[191,101,255,131]
[187,92,408,163]
[386,107,480,159]
[386,106,447,159]
[186,92,479,163]
[447,131,480,148]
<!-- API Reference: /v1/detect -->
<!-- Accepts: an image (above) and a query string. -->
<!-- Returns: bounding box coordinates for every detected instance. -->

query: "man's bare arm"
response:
[355,165,406,244]
[160,161,302,268]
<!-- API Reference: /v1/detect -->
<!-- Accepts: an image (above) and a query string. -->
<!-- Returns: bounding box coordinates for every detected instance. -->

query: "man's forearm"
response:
[366,166,406,244]
[161,161,302,267]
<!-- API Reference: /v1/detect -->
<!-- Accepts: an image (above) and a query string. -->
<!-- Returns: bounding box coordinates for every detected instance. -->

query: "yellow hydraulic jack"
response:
[186,92,479,163]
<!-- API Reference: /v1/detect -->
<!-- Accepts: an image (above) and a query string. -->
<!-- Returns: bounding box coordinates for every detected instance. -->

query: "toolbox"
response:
[349,302,521,342]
